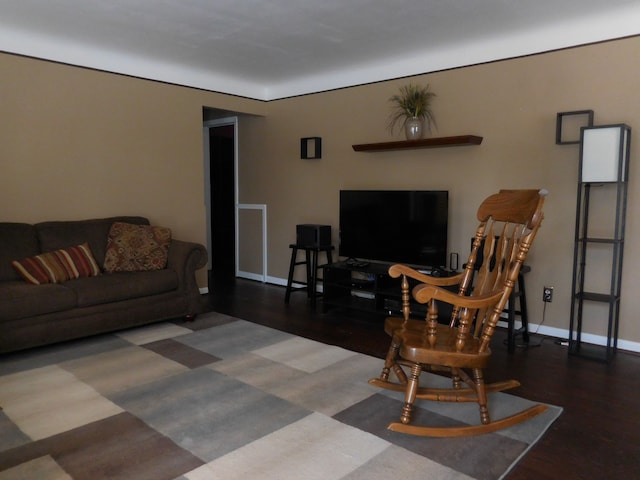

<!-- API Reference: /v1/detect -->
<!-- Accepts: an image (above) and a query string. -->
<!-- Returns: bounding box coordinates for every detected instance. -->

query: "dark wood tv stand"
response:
[322,260,452,317]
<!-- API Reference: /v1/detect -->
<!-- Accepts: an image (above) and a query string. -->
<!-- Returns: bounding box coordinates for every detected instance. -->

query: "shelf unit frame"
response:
[568,124,631,362]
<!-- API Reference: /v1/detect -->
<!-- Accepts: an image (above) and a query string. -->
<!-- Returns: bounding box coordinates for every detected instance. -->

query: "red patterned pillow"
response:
[103,222,172,273]
[12,243,101,285]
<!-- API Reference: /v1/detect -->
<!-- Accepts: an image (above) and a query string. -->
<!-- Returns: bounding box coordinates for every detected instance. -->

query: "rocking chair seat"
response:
[383,316,427,337]
[397,325,491,369]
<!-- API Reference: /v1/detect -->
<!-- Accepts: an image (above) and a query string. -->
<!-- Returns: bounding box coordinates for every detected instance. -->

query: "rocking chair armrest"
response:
[412,284,504,310]
[388,264,464,287]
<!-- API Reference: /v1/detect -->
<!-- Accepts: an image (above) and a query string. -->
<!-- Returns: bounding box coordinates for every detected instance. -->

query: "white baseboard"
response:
[267,276,289,286]
[512,322,640,354]
[238,270,267,282]
[495,315,640,353]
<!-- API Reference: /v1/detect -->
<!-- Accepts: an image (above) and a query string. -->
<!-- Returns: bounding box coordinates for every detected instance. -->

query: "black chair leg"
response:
[506,271,530,353]
[507,290,516,353]
[518,273,530,343]
[310,249,319,308]
[284,245,299,304]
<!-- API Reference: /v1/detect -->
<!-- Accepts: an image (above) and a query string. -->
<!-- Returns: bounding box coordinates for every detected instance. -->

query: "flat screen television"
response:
[339,190,448,268]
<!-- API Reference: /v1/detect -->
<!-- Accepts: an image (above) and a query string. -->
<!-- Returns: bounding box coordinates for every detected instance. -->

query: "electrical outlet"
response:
[543,286,554,303]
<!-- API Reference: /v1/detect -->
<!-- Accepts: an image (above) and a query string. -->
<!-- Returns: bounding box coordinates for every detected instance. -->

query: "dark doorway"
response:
[209,124,236,290]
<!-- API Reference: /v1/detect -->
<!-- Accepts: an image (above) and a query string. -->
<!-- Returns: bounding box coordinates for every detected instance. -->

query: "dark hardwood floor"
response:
[206,278,640,480]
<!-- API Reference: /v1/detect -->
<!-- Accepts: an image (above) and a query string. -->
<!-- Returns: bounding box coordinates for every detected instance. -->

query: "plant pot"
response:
[404,117,424,140]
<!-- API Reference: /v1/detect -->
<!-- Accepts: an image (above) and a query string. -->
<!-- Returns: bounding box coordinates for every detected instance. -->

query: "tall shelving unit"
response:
[568,124,631,362]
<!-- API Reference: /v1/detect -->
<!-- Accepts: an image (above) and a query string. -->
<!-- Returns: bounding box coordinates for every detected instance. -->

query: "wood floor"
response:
[207,278,640,480]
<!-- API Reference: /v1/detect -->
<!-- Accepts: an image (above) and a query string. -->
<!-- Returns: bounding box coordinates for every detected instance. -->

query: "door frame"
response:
[203,117,267,283]
[203,117,237,279]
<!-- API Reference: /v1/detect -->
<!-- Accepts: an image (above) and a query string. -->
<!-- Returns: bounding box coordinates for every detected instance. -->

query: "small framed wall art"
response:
[301,137,322,159]
[555,110,594,145]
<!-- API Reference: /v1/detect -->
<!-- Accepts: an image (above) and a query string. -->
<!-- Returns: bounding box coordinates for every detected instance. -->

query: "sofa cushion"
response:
[67,269,178,307]
[0,281,77,321]
[36,216,150,266]
[0,223,39,282]
[103,222,172,273]
[12,243,102,285]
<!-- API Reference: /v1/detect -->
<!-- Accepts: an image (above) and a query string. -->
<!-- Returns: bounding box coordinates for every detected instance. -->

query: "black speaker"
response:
[296,224,331,247]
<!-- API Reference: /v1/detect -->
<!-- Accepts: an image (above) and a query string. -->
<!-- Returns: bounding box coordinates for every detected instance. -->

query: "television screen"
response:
[339,190,448,268]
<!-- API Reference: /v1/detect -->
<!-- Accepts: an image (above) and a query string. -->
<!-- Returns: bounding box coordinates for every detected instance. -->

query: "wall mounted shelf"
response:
[352,135,483,152]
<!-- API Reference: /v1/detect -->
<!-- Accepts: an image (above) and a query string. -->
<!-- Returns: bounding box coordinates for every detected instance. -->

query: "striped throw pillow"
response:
[12,243,101,285]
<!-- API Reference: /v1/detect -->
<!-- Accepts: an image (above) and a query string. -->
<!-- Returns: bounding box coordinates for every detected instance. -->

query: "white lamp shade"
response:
[581,125,629,182]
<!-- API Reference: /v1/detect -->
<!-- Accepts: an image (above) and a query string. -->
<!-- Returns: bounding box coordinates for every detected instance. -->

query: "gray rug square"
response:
[182,412,390,480]
[0,411,31,452]
[212,339,382,416]
[0,335,131,376]
[109,367,311,462]
[343,444,475,480]
[175,319,294,358]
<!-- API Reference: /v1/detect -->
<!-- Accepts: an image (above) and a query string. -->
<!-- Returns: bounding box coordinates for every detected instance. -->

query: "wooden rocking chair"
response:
[369,189,548,437]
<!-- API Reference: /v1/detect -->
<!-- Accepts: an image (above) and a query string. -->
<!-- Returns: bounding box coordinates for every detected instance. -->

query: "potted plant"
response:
[388,83,437,140]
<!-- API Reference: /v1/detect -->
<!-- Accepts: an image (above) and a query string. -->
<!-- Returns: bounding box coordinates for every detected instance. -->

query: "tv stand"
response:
[322,260,454,317]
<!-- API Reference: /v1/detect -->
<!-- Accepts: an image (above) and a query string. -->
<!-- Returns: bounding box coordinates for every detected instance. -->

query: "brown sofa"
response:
[0,216,208,354]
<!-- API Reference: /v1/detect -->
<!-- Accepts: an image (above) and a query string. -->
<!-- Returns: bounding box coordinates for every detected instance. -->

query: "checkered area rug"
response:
[0,313,561,480]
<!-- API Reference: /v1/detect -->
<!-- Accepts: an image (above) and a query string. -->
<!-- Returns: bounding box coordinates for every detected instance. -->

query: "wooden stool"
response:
[505,265,530,353]
[284,244,334,309]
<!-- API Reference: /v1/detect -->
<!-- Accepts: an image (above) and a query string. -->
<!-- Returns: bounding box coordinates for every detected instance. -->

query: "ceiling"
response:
[2,0,639,101]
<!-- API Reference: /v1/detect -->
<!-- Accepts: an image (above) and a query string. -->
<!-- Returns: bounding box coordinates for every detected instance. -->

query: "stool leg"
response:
[310,250,319,309]
[305,249,313,299]
[518,273,530,343]
[284,246,298,304]
[507,291,516,353]
[316,247,333,311]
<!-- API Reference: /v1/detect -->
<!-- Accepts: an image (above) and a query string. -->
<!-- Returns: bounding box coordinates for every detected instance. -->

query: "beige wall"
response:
[1,53,266,287]
[2,36,639,347]
[239,36,640,347]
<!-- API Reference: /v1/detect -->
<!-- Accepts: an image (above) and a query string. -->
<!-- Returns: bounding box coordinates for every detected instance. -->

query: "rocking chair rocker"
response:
[369,189,548,437]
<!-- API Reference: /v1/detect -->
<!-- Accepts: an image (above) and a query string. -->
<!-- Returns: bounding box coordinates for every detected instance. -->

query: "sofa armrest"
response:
[167,239,208,312]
